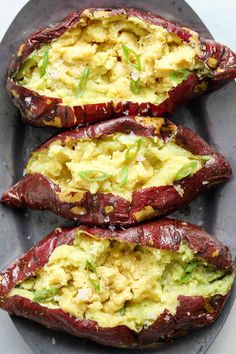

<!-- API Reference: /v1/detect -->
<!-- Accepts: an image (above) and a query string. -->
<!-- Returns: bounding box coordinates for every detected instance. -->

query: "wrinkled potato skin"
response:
[0,220,234,348]
[1,117,232,226]
[6,8,236,128]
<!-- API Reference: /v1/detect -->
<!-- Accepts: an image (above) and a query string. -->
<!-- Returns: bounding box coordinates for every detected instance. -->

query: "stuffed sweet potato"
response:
[0,220,234,348]
[1,117,231,226]
[7,8,236,128]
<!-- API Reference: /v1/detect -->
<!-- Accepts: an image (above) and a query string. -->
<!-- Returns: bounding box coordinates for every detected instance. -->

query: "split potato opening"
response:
[11,230,234,332]
[26,130,212,201]
[15,10,209,106]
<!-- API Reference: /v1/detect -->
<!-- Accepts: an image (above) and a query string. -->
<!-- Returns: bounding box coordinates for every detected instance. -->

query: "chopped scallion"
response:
[169,69,190,85]
[179,261,198,284]
[119,166,128,187]
[78,170,111,182]
[175,161,199,181]
[130,77,141,95]
[122,44,142,72]
[40,47,49,78]
[125,138,142,161]
[32,287,58,303]
[85,260,100,291]
[77,65,90,97]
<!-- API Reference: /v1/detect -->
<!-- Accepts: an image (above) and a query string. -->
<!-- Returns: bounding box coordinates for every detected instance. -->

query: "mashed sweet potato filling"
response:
[10,231,234,332]
[25,132,212,201]
[15,10,207,105]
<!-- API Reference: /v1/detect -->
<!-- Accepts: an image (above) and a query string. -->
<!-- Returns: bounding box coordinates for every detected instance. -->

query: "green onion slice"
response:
[169,69,190,85]
[179,261,198,284]
[130,77,141,95]
[175,161,199,181]
[77,65,90,97]
[40,47,49,78]
[125,138,142,161]
[78,170,111,182]
[119,305,126,316]
[198,155,212,162]
[32,287,58,303]
[197,66,213,79]
[85,260,100,291]
[119,166,129,187]
[122,44,142,72]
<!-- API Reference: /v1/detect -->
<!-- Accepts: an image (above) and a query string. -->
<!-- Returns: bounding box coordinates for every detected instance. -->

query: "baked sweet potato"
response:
[0,220,234,348]
[1,117,231,226]
[7,8,236,128]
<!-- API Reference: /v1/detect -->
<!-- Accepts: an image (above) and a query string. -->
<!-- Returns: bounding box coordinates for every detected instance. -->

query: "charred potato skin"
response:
[0,220,234,348]
[1,117,232,226]
[7,8,236,128]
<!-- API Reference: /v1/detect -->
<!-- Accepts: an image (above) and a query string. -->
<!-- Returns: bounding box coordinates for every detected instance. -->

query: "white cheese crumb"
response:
[136,154,145,163]
[77,289,91,302]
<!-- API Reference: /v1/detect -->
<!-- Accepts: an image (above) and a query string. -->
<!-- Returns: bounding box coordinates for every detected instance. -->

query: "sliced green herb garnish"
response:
[122,44,142,72]
[78,170,111,182]
[175,161,199,181]
[85,260,100,291]
[179,261,199,284]
[77,65,90,97]
[119,166,128,187]
[120,305,126,316]
[198,155,212,162]
[169,69,190,85]
[40,47,49,78]
[197,66,213,79]
[125,138,142,161]
[130,77,141,95]
[32,287,58,303]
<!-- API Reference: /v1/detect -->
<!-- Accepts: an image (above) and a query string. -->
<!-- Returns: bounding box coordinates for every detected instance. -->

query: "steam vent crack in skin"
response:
[7,8,236,128]
[1,117,232,226]
[0,221,234,348]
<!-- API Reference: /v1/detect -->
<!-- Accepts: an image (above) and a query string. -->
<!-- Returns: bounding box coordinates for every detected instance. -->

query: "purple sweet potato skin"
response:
[0,220,234,348]
[1,117,232,226]
[6,8,236,128]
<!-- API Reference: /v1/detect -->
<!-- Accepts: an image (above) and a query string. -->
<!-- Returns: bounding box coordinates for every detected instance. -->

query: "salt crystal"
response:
[51,337,56,345]
[24,97,32,107]
[104,216,110,222]
[108,225,116,231]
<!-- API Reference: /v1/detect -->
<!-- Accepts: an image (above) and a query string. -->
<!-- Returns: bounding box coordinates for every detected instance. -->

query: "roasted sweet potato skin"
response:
[7,8,236,128]
[1,117,232,226]
[0,219,234,348]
